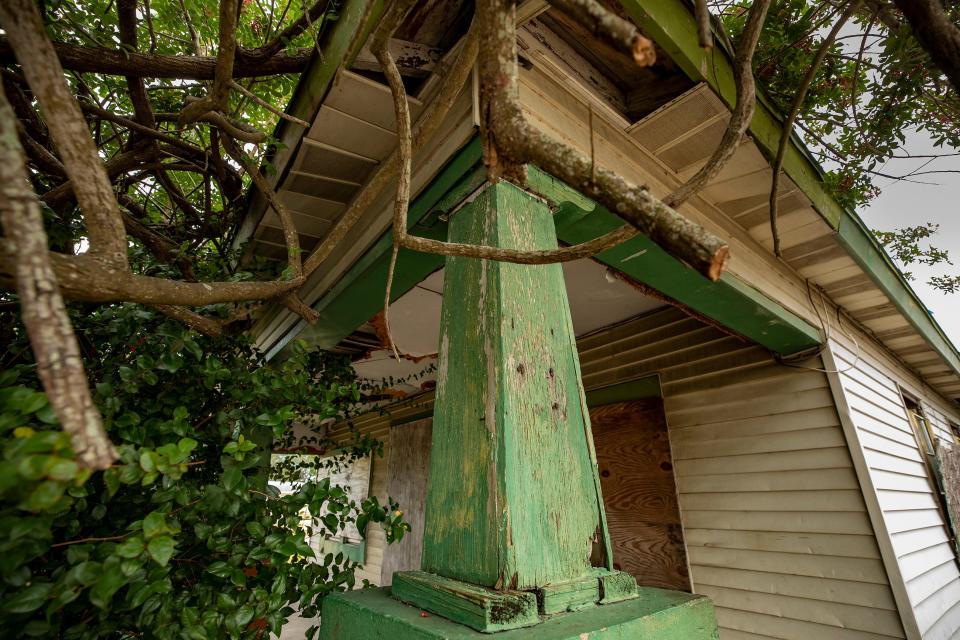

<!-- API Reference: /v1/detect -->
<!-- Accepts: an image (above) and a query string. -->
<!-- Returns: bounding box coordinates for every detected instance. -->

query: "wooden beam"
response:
[352,38,443,77]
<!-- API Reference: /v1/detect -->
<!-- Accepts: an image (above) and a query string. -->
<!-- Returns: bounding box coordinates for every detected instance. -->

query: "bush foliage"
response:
[0,305,405,639]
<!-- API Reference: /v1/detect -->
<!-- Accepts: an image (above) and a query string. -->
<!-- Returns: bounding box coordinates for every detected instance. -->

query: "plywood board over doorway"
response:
[381,418,433,585]
[591,398,690,591]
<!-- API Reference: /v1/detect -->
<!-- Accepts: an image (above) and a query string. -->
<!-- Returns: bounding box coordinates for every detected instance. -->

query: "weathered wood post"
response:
[319,181,719,638]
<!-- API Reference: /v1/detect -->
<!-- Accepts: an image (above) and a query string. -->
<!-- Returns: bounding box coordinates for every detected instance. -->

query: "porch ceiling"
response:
[236,0,960,404]
[350,259,665,398]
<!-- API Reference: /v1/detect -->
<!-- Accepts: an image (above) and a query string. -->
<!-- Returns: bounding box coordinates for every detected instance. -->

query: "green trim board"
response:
[528,167,823,355]
[585,376,662,407]
[837,214,960,377]
[268,137,485,360]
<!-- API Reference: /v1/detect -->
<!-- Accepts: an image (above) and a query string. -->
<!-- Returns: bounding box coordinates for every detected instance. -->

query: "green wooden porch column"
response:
[319,181,719,638]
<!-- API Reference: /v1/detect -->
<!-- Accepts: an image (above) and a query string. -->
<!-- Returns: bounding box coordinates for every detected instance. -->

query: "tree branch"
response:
[0,246,305,306]
[893,0,960,98]
[665,0,771,208]
[548,0,656,65]
[770,0,862,257]
[242,0,331,63]
[0,37,314,80]
[178,0,239,126]
[477,0,729,280]
[0,84,116,470]
[0,0,129,268]
[221,135,303,279]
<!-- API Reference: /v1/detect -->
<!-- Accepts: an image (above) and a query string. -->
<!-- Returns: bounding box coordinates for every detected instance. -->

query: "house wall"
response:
[328,306,911,639]
[828,338,960,640]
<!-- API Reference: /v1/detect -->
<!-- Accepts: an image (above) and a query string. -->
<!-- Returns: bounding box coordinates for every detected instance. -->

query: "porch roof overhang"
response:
[232,0,960,403]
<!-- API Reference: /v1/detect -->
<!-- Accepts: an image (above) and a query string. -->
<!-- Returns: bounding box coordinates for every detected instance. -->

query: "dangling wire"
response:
[778,279,860,374]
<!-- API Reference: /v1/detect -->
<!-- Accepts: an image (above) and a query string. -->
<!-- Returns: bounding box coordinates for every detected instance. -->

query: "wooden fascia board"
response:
[620,0,960,380]
[837,214,960,378]
[536,171,823,355]
[229,0,386,254]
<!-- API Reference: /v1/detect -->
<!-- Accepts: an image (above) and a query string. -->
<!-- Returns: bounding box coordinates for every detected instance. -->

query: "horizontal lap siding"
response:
[580,307,905,640]
[830,341,960,640]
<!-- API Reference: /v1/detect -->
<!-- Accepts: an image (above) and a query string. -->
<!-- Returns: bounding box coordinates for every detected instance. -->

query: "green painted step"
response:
[319,586,720,639]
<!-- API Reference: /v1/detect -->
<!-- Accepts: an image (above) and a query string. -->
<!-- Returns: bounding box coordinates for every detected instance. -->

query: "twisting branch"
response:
[221,135,303,279]
[476,0,730,280]
[769,0,862,257]
[228,79,311,127]
[0,86,117,470]
[178,0,240,126]
[0,0,129,269]
[665,0,771,208]
[548,0,656,65]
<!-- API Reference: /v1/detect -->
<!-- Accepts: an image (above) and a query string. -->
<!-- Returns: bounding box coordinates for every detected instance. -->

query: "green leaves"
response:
[147,536,176,566]
[4,583,53,614]
[2,298,371,638]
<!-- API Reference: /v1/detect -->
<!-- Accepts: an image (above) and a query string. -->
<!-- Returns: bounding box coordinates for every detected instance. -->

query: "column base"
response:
[318,585,719,639]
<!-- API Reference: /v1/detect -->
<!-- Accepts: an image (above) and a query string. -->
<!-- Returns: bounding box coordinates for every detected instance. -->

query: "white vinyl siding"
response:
[829,340,960,640]
[627,310,905,640]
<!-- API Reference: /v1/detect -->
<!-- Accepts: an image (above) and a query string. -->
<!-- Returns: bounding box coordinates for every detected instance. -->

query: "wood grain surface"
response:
[381,418,433,585]
[591,398,691,591]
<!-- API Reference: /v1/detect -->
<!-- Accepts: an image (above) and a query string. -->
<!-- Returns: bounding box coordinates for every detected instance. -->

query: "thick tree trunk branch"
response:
[893,0,960,97]
[0,86,117,470]
[477,0,729,280]
[0,246,304,306]
[0,0,129,268]
[0,37,314,79]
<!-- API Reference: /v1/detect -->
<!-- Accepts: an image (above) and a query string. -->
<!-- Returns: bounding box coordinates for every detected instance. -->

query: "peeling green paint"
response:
[421,182,605,588]
[319,586,720,639]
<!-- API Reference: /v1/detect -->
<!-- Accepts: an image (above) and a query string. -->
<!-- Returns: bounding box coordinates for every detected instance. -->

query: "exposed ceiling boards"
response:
[352,260,665,395]
[245,71,424,263]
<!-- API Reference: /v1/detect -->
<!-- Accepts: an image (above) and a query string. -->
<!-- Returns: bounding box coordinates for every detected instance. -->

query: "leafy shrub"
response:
[0,305,406,639]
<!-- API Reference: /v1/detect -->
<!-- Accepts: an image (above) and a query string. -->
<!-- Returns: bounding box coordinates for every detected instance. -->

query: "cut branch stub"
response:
[549,0,656,65]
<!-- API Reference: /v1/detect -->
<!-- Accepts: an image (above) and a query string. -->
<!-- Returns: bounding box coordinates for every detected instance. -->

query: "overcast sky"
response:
[858,134,960,345]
